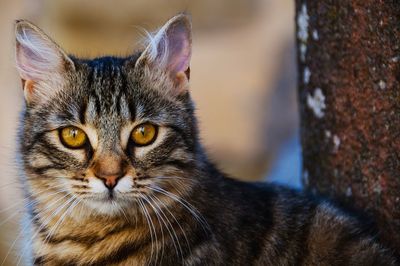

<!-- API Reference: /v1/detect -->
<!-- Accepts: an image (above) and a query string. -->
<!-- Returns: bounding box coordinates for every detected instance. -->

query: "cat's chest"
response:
[30,218,151,265]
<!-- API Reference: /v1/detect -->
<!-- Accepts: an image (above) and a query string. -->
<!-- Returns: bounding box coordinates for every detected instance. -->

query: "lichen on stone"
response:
[307,88,326,119]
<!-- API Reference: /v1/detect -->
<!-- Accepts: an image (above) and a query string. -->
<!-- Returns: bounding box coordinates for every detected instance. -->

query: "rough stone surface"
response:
[296,0,400,252]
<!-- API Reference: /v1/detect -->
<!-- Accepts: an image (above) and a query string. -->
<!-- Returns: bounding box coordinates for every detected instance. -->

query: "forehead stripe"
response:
[79,100,87,124]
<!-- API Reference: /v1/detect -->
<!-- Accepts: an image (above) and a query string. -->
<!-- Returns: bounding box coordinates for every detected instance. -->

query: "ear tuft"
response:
[15,20,74,103]
[135,14,192,94]
[15,20,74,81]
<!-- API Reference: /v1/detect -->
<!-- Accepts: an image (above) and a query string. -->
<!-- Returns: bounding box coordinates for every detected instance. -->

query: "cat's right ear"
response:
[15,20,75,104]
[132,14,192,96]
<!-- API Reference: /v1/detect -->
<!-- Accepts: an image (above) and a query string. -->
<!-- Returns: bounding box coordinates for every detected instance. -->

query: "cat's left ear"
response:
[15,20,75,104]
[135,14,192,95]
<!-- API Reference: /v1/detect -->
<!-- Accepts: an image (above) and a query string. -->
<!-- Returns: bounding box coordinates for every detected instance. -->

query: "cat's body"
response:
[25,164,397,266]
[14,15,397,265]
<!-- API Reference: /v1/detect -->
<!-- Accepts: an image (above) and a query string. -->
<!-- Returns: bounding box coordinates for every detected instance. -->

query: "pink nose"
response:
[92,155,126,189]
[103,175,119,189]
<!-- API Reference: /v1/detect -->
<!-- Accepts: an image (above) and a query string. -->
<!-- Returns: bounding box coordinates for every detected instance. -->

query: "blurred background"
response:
[0,0,298,264]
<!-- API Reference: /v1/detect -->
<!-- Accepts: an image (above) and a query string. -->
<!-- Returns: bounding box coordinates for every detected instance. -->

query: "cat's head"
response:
[15,14,200,216]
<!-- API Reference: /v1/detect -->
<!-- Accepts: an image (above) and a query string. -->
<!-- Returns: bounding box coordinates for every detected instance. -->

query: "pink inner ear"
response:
[16,28,63,82]
[166,31,191,75]
[17,45,50,81]
[149,19,191,77]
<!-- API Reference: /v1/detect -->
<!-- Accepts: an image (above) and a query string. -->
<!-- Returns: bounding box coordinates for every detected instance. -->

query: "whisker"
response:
[25,195,77,265]
[1,190,70,266]
[27,185,68,198]
[152,176,194,197]
[153,176,194,182]
[141,194,160,265]
[146,185,210,234]
[112,201,129,223]
[137,195,156,265]
[0,209,23,228]
[141,194,166,263]
[147,194,183,261]
[26,183,70,198]
[16,193,73,262]
[0,187,69,229]
[46,196,79,239]
[0,181,20,190]
[150,193,190,257]
[0,197,30,214]
[18,196,81,266]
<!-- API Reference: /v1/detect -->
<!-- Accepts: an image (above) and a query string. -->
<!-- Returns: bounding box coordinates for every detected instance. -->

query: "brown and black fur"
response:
[14,15,397,266]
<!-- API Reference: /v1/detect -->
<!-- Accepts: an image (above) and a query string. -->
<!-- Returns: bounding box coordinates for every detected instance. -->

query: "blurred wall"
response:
[0,0,296,264]
[0,1,25,264]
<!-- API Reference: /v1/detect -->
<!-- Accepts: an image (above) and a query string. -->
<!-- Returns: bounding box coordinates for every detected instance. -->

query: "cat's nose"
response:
[94,169,126,189]
[97,174,122,190]
[93,155,126,190]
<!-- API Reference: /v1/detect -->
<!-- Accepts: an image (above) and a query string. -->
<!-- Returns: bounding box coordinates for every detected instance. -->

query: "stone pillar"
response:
[296,0,400,252]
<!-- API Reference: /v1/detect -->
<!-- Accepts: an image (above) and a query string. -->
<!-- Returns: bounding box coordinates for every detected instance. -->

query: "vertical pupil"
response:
[71,129,77,138]
[140,127,146,137]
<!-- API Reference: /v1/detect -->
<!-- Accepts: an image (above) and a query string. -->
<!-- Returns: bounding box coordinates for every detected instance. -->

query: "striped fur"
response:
[15,15,397,265]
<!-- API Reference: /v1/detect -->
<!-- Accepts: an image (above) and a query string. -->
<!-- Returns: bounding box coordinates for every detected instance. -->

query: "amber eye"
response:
[131,123,157,146]
[59,126,87,149]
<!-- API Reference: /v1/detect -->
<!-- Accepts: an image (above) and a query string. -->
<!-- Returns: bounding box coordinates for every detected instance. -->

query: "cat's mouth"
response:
[107,190,115,199]
[81,191,135,215]
[94,191,122,201]
[82,190,124,203]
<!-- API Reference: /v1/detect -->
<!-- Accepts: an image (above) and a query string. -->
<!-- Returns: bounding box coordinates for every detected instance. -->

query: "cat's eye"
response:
[59,126,87,149]
[131,123,157,146]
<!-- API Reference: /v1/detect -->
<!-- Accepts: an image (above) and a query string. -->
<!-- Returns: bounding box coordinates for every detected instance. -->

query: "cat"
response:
[13,14,397,265]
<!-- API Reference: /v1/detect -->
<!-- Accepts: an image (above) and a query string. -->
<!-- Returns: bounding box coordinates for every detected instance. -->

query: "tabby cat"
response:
[14,14,397,265]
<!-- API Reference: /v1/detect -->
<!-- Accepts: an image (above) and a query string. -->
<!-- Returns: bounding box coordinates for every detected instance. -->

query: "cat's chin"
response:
[83,194,134,216]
